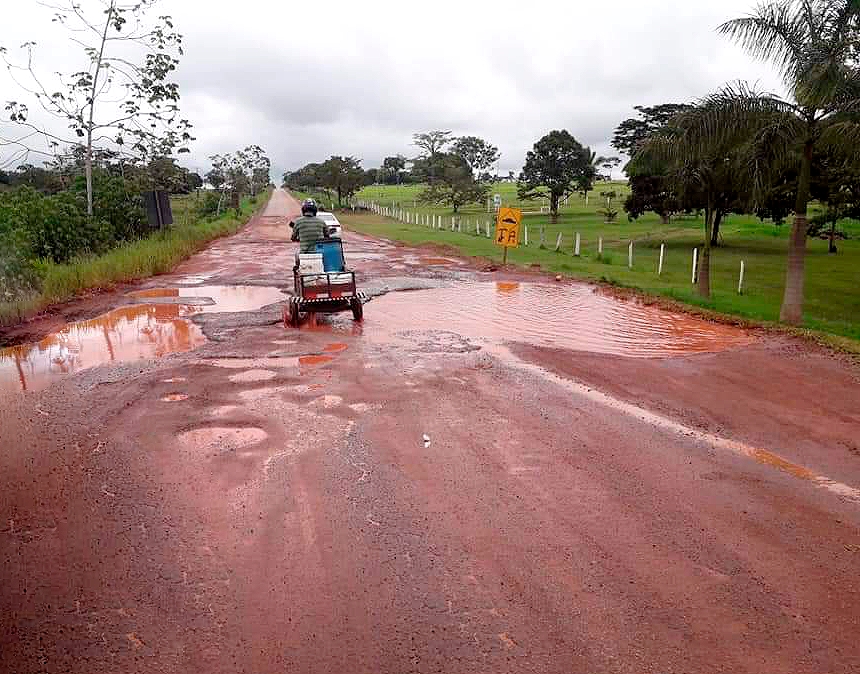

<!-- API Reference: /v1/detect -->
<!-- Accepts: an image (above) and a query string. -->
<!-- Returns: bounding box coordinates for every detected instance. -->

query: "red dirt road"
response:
[2,190,859,673]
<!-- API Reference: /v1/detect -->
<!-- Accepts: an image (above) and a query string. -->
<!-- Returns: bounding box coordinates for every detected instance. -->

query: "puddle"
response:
[161,393,189,402]
[0,285,287,394]
[299,355,334,367]
[418,257,456,266]
[361,282,755,357]
[323,343,349,353]
[128,285,284,313]
[0,304,207,393]
[205,358,299,370]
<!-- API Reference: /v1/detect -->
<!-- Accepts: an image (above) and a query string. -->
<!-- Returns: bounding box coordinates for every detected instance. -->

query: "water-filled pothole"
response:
[128,285,284,313]
[360,282,755,357]
[0,285,287,394]
[0,304,207,393]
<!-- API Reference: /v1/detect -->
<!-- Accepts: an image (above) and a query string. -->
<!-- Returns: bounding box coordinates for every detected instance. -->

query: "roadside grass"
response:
[0,190,270,327]
[341,183,860,345]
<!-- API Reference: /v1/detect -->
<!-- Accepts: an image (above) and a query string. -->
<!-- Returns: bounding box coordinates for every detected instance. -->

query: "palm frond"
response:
[818,118,860,155]
[676,83,801,153]
[718,2,807,82]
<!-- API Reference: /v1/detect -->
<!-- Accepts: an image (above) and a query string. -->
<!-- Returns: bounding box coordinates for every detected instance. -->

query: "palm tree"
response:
[637,110,747,299]
[686,0,860,323]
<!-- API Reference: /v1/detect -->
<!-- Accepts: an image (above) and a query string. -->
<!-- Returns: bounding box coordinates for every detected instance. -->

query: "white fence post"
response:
[575,232,581,256]
[524,225,529,246]
[628,241,634,269]
[658,243,665,275]
[692,248,698,284]
[598,236,603,255]
[738,260,745,294]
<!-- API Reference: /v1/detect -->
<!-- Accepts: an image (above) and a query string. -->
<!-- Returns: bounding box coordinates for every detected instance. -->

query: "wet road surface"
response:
[2,189,860,673]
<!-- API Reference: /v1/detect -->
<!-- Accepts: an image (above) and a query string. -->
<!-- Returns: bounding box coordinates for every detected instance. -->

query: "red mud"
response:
[2,189,860,674]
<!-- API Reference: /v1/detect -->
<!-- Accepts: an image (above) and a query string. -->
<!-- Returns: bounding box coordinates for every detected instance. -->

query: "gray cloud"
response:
[1,0,786,180]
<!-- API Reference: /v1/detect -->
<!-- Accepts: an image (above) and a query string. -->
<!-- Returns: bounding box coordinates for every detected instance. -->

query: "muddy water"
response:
[0,304,206,393]
[0,285,285,394]
[128,285,284,313]
[363,281,755,357]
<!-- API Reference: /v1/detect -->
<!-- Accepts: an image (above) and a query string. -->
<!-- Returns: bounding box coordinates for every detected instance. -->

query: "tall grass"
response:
[0,190,269,327]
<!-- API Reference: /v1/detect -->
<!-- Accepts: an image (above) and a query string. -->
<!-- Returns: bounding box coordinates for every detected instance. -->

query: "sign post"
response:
[494,207,522,265]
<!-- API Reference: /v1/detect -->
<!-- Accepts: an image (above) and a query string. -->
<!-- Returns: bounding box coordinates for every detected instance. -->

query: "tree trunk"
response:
[711,211,722,246]
[829,220,837,254]
[779,141,813,325]
[550,194,559,224]
[84,2,115,217]
[85,132,94,217]
[660,214,670,225]
[697,204,713,298]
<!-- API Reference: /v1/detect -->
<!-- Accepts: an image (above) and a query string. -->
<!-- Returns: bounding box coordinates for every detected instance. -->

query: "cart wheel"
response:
[286,300,300,328]
[350,297,364,322]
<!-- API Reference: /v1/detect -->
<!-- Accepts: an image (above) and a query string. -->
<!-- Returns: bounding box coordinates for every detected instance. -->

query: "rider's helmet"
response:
[301,198,318,216]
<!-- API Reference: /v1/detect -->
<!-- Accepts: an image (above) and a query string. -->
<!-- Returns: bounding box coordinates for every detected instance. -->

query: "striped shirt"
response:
[291,216,327,253]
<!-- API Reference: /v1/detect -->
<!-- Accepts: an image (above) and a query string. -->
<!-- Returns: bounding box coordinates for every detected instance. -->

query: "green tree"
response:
[450,136,500,178]
[640,105,748,297]
[412,131,452,160]
[382,155,407,184]
[611,104,694,158]
[319,156,364,206]
[518,130,591,222]
[682,0,860,324]
[1,0,193,217]
[418,153,487,213]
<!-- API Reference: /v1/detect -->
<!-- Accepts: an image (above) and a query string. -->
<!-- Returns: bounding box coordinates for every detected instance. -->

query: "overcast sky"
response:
[0,0,786,181]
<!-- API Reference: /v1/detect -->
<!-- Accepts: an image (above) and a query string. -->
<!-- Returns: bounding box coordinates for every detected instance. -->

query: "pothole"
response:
[177,426,268,455]
[0,305,206,394]
[161,393,189,402]
[229,369,279,383]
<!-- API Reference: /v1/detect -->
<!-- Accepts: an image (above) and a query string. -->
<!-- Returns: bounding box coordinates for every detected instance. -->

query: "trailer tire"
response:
[350,298,363,322]
[287,300,301,328]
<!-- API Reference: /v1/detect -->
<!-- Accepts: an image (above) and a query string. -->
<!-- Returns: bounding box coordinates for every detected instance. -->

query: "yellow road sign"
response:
[495,207,521,248]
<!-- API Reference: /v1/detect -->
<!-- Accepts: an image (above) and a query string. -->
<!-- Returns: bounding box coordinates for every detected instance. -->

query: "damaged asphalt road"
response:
[1,189,859,674]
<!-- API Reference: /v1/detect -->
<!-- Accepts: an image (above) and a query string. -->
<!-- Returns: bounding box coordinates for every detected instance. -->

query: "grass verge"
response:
[0,190,270,327]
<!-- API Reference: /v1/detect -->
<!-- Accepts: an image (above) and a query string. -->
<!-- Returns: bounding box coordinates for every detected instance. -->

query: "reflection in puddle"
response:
[323,343,349,353]
[299,355,334,367]
[496,282,521,293]
[161,393,189,402]
[0,304,207,393]
[128,285,284,313]
[362,282,755,357]
[1,285,287,394]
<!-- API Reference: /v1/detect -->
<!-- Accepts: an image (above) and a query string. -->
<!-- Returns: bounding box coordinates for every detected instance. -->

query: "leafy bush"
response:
[5,187,110,263]
[0,229,40,301]
[194,190,223,218]
[74,173,147,242]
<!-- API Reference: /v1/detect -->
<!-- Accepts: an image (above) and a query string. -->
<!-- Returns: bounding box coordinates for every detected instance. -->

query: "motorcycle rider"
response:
[290,198,328,253]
